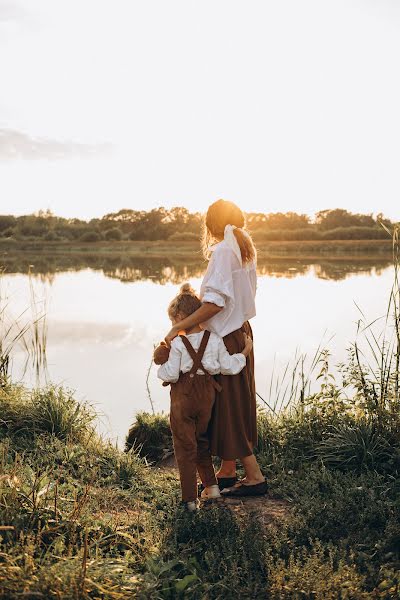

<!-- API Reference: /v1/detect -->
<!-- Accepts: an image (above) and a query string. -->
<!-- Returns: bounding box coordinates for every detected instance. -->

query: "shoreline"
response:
[0,238,393,259]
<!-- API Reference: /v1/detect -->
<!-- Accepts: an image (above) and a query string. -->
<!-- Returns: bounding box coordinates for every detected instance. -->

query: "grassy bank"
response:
[0,238,393,259]
[1,381,400,598]
[1,231,399,598]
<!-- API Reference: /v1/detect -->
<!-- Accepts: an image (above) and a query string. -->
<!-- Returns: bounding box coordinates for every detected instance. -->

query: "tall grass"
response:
[1,229,400,598]
[0,271,48,386]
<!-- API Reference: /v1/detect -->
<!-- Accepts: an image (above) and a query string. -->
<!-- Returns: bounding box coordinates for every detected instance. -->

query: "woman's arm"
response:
[164,302,223,346]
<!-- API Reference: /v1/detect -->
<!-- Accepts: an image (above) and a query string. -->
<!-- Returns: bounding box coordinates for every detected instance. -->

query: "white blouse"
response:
[200,240,257,338]
[157,331,246,384]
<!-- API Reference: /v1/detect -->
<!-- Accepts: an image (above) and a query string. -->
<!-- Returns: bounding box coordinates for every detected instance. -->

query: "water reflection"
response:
[1,254,395,442]
[0,253,393,283]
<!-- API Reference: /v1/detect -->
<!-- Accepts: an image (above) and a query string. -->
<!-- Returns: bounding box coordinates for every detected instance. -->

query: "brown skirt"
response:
[209,321,257,460]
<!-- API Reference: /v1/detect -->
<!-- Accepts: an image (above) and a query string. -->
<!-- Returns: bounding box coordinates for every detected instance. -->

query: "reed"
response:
[0,270,48,386]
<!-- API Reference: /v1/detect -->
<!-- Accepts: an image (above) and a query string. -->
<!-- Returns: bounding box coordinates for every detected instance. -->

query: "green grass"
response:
[2,384,400,598]
[0,237,393,258]
[1,227,399,598]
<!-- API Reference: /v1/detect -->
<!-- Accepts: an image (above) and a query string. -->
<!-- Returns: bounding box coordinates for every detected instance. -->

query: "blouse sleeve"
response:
[157,338,182,383]
[201,247,235,308]
[217,337,246,375]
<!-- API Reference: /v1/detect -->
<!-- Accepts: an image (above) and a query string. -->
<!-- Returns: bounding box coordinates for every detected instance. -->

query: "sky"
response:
[0,0,399,221]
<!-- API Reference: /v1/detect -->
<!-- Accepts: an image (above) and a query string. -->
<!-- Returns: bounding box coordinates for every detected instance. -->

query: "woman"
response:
[165,199,266,496]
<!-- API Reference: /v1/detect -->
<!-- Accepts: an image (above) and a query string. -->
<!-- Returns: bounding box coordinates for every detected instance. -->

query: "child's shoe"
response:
[200,485,221,500]
[183,499,200,512]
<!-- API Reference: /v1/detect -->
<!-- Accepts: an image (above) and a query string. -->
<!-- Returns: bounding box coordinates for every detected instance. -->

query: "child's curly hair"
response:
[168,283,202,320]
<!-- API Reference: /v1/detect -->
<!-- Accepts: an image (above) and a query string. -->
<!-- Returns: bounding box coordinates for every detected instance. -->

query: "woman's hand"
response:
[242,333,253,357]
[164,325,180,347]
[164,302,222,347]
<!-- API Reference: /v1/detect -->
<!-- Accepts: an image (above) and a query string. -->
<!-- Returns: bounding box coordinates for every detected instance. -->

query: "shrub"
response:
[168,232,199,241]
[80,230,102,242]
[268,540,367,599]
[1,227,15,238]
[315,421,399,473]
[104,227,123,241]
[125,412,172,462]
[322,226,388,240]
[44,230,60,241]
[252,228,323,242]
[0,385,96,444]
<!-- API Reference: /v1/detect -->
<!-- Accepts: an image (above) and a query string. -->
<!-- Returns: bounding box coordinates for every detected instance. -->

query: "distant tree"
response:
[315,209,376,230]
[246,213,268,227]
[16,215,51,237]
[249,212,311,232]
[35,209,54,219]
[1,227,15,238]
[0,215,16,232]
[80,231,102,242]
[168,231,199,241]
[104,227,123,241]
[0,207,394,242]
[44,231,61,241]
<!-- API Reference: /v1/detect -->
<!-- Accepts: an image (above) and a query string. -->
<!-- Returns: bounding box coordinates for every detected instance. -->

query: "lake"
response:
[1,251,394,443]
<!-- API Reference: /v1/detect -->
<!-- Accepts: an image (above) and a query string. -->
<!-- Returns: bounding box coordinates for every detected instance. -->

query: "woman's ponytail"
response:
[233,228,257,264]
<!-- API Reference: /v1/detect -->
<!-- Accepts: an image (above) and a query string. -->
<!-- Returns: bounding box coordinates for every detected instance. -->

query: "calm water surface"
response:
[1,254,394,442]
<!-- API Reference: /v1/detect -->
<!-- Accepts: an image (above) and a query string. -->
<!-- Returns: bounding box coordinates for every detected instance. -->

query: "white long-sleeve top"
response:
[200,240,257,338]
[157,331,246,384]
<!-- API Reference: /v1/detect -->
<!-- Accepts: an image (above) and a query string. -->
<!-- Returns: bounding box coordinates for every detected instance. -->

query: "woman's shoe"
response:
[220,480,268,497]
[198,476,238,497]
[217,476,238,491]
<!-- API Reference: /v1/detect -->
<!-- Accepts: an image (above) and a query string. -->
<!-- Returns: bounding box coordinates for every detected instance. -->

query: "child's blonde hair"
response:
[168,283,202,320]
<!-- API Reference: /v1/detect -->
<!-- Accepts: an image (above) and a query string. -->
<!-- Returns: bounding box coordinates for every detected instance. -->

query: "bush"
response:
[315,421,399,473]
[44,230,61,241]
[0,385,96,444]
[125,412,172,462]
[79,230,102,242]
[0,227,14,238]
[168,231,199,241]
[268,540,367,599]
[104,227,123,241]
[322,226,388,240]
[252,228,323,242]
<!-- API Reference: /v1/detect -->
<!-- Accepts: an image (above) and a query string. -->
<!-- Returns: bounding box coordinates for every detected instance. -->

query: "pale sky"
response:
[0,0,399,220]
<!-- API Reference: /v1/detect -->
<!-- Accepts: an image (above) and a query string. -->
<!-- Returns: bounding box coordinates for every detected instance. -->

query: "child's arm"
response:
[157,338,182,383]
[217,333,253,375]
[153,341,170,365]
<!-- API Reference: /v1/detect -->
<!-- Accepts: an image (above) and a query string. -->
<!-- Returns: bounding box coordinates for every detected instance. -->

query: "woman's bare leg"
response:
[240,454,264,484]
[215,459,236,478]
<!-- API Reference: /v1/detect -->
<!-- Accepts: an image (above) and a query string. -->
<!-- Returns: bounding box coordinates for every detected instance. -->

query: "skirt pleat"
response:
[209,321,257,460]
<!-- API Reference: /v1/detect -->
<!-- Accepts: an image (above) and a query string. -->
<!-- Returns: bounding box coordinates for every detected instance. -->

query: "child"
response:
[156,283,253,512]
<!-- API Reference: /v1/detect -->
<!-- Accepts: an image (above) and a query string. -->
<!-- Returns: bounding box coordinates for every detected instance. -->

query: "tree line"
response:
[0,207,395,242]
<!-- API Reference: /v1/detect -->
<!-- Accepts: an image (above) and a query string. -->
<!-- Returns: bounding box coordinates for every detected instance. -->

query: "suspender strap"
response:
[180,330,210,375]
[179,331,222,393]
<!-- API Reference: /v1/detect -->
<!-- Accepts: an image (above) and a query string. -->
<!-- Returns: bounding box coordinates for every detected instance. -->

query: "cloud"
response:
[0,0,26,22]
[46,320,142,346]
[0,128,113,160]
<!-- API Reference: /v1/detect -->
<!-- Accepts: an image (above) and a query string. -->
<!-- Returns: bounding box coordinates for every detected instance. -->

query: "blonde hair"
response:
[168,283,202,320]
[201,199,256,263]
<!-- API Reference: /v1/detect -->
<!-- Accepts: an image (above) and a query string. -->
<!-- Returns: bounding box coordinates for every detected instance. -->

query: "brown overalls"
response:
[170,330,222,502]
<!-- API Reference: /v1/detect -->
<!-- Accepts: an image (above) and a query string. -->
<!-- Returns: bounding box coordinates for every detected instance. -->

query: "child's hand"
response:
[242,333,253,356]
[153,341,170,365]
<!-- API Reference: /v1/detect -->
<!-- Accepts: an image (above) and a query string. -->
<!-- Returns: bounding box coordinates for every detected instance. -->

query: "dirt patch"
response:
[157,457,293,528]
[221,495,293,528]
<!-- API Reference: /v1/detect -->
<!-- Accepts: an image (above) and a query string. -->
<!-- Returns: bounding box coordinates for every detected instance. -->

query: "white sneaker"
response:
[200,485,221,500]
[185,499,200,512]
